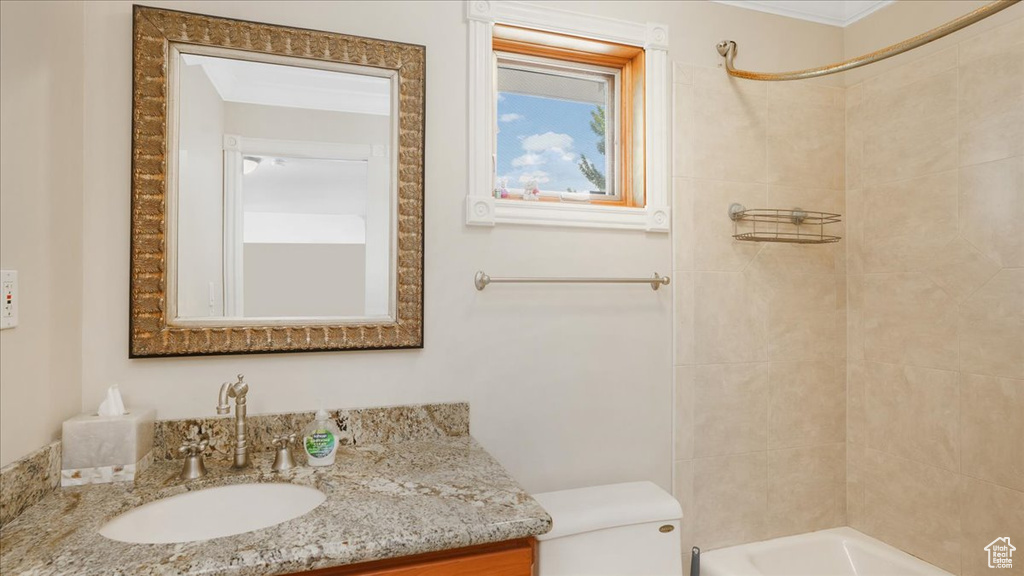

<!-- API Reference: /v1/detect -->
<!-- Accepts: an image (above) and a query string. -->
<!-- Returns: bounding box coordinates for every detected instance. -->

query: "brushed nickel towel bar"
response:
[716,0,1020,81]
[474,271,670,291]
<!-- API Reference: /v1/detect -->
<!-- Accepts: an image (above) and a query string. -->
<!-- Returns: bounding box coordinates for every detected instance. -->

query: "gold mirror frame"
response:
[130,6,424,357]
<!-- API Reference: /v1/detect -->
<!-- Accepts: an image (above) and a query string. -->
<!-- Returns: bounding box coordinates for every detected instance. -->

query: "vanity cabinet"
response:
[288,538,536,576]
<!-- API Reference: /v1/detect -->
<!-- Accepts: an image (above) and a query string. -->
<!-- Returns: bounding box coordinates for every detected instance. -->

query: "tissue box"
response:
[61,409,155,486]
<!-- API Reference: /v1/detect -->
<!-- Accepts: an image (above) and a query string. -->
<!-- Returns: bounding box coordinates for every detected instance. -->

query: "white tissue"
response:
[98,384,127,417]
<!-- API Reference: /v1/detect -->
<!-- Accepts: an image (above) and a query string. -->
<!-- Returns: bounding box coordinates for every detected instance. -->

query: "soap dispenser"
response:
[303,409,341,467]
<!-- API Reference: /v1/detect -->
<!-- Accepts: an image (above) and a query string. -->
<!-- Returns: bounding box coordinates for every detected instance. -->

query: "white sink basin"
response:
[99,483,326,544]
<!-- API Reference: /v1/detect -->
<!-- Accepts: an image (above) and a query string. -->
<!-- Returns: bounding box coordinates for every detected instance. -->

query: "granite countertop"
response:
[0,437,552,576]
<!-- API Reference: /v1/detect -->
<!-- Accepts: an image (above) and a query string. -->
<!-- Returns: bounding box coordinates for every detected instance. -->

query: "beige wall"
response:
[845,8,1024,576]
[0,1,85,467]
[0,0,844,491]
[672,66,847,556]
[67,0,848,496]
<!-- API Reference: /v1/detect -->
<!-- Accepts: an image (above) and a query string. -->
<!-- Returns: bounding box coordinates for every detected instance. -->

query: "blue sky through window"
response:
[496,92,606,194]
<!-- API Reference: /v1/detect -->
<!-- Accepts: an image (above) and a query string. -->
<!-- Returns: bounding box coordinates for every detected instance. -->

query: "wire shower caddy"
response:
[728,203,842,244]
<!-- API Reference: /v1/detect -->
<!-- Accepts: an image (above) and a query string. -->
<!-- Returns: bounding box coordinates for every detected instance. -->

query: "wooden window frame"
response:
[465,1,670,233]
[493,25,645,208]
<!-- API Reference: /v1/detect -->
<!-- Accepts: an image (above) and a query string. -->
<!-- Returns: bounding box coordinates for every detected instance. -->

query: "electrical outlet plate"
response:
[1,270,17,330]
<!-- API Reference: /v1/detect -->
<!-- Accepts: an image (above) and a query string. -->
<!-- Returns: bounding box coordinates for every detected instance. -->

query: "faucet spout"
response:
[215,375,250,469]
[216,381,232,414]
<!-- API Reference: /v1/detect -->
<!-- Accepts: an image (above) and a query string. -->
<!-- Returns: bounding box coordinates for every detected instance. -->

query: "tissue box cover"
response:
[61,409,155,486]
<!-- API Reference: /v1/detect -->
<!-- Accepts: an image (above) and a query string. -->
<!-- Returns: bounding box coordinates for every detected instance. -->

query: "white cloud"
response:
[499,113,523,123]
[511,153,544,167]
[517,170,550,184]
[500,131,596,193]
[520,132,574,153]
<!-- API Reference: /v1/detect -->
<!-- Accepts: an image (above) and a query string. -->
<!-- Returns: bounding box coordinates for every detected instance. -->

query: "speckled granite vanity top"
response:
[0,437,552,576]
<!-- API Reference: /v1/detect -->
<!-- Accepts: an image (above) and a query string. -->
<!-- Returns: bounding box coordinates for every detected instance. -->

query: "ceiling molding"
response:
[711,1,894,27]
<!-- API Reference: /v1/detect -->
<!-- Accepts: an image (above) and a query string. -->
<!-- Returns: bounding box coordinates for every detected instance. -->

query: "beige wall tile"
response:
[960,156,1024,269]
[858,449,961,574]
[862,68,958,132]
[862,47,958,98]
[673,459,696,576]
[959,17,1024,64]
[960,268,1024,380]
[693,452,768,550]
[768,443,846,538]
[673,178,695,271]
[857,171,959,274]
[693,362,768,457]
[692,67,766,183]
[846,84,866,191]
[767,84,845,189]
[959,44,1024,167]
[675,366,694,461]
[861,111,957,187]
[858,51,958,186]
[961,372,1024,492]
[864,362,960,472]
[921,237,1001,303]
[674,84,694,178]
[858,273,958,371]
[847,274,866,362]
[770,360,845,449]
[675,271,695,365]
[746,243,835,280]
[835,277,847,359]
[846,442,867,529]
[766,274,837,362]
[847,361,867,446]
[845,188,866,275]
[694,272,768,364]
[960,476,1024,576]
[767,184,840,216]
[694,180,766,271]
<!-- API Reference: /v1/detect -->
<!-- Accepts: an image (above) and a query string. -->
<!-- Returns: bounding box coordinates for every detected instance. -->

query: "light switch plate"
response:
[1,270,17,330]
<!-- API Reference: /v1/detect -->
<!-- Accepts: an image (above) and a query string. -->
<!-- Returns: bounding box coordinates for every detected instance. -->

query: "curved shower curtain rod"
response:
[716,0,1020,81]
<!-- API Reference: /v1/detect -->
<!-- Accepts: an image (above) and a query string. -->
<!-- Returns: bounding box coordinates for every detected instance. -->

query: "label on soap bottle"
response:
[305,430,336,459]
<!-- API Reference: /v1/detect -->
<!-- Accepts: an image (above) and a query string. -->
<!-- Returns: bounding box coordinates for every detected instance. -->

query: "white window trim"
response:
[465,1,670,232]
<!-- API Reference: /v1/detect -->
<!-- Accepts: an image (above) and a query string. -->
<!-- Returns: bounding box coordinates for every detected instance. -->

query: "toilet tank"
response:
[532,481,683,576]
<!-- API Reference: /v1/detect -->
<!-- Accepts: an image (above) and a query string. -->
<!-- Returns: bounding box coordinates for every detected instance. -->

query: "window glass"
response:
[495,60,615,200]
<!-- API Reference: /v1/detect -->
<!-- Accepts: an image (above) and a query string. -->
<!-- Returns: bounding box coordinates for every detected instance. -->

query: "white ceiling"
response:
[181,53,391,116]
[711,1,894,27]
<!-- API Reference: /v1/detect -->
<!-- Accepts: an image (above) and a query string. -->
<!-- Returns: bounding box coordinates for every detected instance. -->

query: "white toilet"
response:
[532,481,683,575]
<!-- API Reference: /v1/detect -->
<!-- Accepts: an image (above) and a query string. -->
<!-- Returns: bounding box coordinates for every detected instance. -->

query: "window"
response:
[465,1,669,231]
[493,25,645,207]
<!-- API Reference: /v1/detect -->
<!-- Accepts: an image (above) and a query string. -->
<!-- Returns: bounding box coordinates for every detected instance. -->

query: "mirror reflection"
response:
[173,49,395,322]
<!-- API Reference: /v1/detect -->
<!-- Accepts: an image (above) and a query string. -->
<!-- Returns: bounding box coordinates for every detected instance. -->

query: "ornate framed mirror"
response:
[130,6,424,356]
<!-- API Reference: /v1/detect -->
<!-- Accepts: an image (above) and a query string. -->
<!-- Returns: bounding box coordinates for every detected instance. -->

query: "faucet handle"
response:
[178,434,210,457]
[178,434,210,480]
[272,433,297,448]
[271,434,298,472]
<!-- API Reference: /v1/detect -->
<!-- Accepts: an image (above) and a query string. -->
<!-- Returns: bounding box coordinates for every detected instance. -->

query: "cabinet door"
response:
[291,538,535,576]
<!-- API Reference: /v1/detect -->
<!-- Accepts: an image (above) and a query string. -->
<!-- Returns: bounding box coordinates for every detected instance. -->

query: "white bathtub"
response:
[700,528,954,576]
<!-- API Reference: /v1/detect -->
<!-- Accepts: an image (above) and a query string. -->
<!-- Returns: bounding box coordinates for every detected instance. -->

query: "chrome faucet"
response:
[216,374,250,468]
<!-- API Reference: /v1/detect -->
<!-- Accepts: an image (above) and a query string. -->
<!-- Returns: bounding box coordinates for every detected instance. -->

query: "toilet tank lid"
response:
[532,481,682,541]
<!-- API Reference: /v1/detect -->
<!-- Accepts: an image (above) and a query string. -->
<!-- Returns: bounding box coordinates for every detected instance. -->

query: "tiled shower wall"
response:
[672,63,848,561]
[846,18,1023,576]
